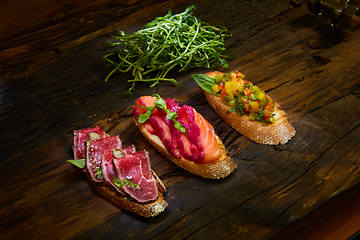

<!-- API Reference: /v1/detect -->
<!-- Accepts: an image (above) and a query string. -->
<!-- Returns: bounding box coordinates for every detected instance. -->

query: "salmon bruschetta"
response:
[133,94,237,179]
[192,71,296,145]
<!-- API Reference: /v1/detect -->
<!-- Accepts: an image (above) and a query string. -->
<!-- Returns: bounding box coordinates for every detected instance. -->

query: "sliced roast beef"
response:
[101,145,136,193]
[86,136,122,182]
[113,151,158,203]
[73,125,106,159]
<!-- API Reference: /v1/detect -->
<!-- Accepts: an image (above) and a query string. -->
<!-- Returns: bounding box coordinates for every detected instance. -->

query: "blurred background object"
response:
[305,0,360,27]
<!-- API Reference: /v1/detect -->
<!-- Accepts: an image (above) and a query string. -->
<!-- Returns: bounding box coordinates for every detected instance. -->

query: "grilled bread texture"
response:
[134,119,237,179]
[89,172,167,218]
[205,71,296,145]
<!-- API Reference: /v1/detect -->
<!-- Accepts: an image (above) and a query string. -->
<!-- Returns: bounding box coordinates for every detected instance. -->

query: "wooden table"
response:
[1,0,360,239]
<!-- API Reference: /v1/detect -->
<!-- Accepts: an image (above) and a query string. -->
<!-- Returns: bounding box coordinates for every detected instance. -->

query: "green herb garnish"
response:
[255,108,265,121]
[66,159,85,168]
[113,177,140,190]
[95,166,103,180]
[103,5,231,95]
[191,74,220,96]
[138,94,186,133]
[235,96,245,115]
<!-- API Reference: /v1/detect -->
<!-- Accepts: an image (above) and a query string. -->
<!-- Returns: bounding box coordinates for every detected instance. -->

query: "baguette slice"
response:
[204,71,296,145]
[134,119,237,179]
[88,172,167,218]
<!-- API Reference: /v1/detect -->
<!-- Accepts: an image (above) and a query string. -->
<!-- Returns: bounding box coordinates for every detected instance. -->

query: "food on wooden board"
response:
[73,125,106,159]
[192,71,296,145]
[67,126,167,217]
[133,94,237,179]
[103,5,231,95]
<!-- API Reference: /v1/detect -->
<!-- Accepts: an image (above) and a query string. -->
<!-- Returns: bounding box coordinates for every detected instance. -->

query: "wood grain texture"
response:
[1,0,360,239]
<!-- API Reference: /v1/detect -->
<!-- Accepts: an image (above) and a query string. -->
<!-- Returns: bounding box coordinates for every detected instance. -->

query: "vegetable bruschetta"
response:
[133,94,237,179]
[192,71,296,145]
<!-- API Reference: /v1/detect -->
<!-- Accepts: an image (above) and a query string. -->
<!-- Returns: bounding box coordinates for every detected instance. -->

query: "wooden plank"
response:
[1,0,360,239]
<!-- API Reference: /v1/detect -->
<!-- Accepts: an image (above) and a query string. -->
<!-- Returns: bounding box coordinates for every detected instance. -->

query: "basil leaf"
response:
[191,74,219,96]
[66,159,85,168]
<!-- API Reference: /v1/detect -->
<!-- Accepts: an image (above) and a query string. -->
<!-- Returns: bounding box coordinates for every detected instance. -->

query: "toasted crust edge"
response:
[134,119,237,179]
[87,173,167,218]
[204,71,296,145]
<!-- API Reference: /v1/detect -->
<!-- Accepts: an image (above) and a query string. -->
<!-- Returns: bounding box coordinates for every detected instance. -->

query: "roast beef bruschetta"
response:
[133,94,237,179]
[192,71,296,145]
[67,126,167,218]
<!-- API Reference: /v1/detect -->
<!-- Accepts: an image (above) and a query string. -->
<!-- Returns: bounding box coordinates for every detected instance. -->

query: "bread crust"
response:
[134,119,237,179]
[88,173,167,218]
[204,71,296,145]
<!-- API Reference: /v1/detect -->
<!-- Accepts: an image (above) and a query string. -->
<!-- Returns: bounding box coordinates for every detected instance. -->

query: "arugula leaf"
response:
[191,74,219,96]
[113,177,140,190]
[66,159,85,168]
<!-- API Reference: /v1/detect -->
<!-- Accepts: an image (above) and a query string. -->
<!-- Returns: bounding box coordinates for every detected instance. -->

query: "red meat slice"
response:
[101,145,136,193]
[73,125,106,159]
[113,151,158,203]
[86,136,122,182]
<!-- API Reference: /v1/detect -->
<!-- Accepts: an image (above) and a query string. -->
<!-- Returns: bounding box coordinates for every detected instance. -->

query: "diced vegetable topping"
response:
[193,71,275,123]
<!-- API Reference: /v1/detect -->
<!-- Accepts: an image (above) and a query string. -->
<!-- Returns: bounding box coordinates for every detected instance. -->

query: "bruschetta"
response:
[67,126,167,218]
[133,94,237,179]
[192,71,296,145]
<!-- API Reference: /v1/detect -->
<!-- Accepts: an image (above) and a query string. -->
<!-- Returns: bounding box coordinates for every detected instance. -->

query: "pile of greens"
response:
[103,5,231,95]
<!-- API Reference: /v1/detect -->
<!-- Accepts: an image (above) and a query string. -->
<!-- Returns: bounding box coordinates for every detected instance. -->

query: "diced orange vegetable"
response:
[264,105,273,112]
[218,83,224,90]
[244,88,251,96]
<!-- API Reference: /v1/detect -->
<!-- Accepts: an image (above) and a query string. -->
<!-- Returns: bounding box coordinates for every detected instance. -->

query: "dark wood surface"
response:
[1,0,360,239]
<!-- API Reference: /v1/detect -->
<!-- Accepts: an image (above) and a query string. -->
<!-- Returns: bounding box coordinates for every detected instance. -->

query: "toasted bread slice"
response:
[204,71,296,145]
[89,172,167,218]
[134,119,237,179]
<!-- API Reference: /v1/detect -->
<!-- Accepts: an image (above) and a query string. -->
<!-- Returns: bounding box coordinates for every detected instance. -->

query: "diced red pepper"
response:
[244,108,251,113]
[221,88,227,99]
[236,71,245,79]
[244,80,250,84]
